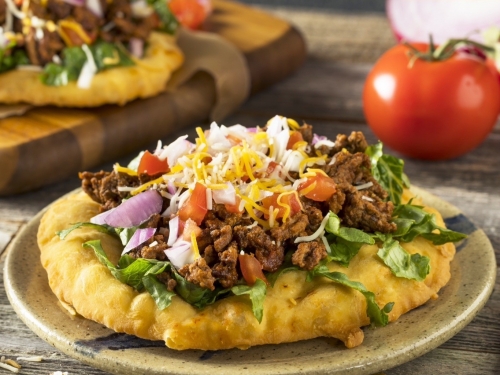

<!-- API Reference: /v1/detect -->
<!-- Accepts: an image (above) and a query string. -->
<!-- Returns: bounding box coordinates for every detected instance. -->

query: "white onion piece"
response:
[94,189,163,228]
[129,37,144,58]
[86,0,103,17]
[77,44,97,89]
[207,122,232,152]
[122,227,156,255]
[167,215,180,246]
[165,240,194,269]
[294,214,330,244]
[212,182,236,205]
[387,0,500,44]
[158,135,192,166]
[131,0,154,18]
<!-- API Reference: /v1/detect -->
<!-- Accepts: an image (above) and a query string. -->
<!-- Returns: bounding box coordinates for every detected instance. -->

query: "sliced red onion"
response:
[90,209,112,225]
[166,179,176,195]
[387,0,500,44]
[167,216,180,246]
[92,189,163,228]
[129,37,144,58]
[212,182,236,205]
[122,227,156,255]
[312,133,326,145]
[86,0,103,18]
[164,240,194,269]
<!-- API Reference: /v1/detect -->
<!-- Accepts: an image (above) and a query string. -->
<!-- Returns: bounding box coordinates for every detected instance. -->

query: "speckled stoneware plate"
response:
[3,186,496,375]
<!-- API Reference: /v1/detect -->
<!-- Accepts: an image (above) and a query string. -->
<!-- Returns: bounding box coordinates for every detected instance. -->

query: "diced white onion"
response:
[165,240,194,269]
[77,44,97,89]
[167,216,180,246]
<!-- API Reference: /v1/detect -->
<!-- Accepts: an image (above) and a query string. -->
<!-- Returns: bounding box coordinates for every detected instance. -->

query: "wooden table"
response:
[1,4,499,375]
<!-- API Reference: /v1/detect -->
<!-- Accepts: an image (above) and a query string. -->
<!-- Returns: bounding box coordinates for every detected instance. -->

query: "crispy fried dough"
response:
[0,32,183,107]
[37,190,455,350]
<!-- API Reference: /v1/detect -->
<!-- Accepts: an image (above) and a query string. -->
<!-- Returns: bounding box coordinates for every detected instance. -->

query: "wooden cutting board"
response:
[0,0,306,196]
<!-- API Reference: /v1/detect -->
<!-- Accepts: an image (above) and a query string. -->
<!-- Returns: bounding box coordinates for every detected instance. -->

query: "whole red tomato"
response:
[363,43,500,160]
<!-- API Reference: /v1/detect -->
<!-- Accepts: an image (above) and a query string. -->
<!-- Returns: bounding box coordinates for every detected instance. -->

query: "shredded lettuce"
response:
[324,212,375,266]
[57,222,115,239]
[365,142,409,205]
[307,262,393,327]
[147,0,179,34]
[374,233,430,281]
[82,239,267,322]
[392,203,467,245]
[41,41,135,86]
[0,43,30,73]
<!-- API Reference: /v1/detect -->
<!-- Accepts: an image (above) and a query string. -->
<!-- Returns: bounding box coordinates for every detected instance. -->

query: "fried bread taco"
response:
[0,0,183,106]
[37,116,465,350]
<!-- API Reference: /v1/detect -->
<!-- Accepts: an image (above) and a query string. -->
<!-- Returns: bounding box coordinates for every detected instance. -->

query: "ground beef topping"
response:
[79,117,401,291]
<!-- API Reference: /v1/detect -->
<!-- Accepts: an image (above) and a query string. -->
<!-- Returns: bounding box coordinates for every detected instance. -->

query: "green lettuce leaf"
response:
[324,212,375,266]
[393,203,467,245]
[374,233,430,281]
[147,0,179,34]
[143,275,176,310]
[365,142,409,205]
[57,222,115,240]
[307,262,393,327]
[82,240,174,310]
[0,46,30,73]
[41,41,134,87]
[231,279,268,323]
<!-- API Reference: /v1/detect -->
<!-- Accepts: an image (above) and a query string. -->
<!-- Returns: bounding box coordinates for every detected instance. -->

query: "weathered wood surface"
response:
[1,3,499,375]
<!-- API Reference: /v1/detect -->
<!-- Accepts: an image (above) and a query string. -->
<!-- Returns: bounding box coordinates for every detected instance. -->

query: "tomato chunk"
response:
[169,0,210,30]
[224,195,242,213]
[178,182,207,225]
[262,192,302,219]
[138,151,169,176]
[286,131,304,149]
[239,253,268,286]
[298,173,336,201]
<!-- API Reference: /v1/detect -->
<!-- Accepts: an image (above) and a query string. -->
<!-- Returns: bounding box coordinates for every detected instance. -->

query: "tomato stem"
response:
[404,35,495,68]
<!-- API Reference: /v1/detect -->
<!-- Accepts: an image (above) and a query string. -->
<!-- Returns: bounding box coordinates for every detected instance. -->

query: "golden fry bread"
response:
[37,190,455,350]
[0,33,183,107]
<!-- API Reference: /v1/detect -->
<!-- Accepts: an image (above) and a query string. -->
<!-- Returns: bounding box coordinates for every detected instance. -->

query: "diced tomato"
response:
[265,161,279,177]
[286,131,304,150]
[262,192,302,219]
[298,173,336,201]
[178,182,208,225]
[226,134,242,145]
[224,195,242,213]
[239,253,269,286]
[169,0,210,30]
[137,151,170,176]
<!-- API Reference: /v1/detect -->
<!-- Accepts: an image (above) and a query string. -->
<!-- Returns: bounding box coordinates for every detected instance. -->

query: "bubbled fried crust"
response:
[37,190,455,351]
[0,32,183,107]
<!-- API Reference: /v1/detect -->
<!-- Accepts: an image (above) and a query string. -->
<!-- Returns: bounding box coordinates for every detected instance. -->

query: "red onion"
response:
[387,0,500,44]
[311,133,326,145]
[122,227,156,255]
[90,189,163,228]
[129,38,144,58]
[164,240,194,269]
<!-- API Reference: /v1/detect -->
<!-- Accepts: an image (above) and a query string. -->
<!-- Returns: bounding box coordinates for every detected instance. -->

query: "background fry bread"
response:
[37,190,455,350]
[0,33,183,107]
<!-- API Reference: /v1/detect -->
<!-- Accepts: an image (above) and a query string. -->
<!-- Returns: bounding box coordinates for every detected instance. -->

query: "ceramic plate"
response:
[3,186,496,375]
